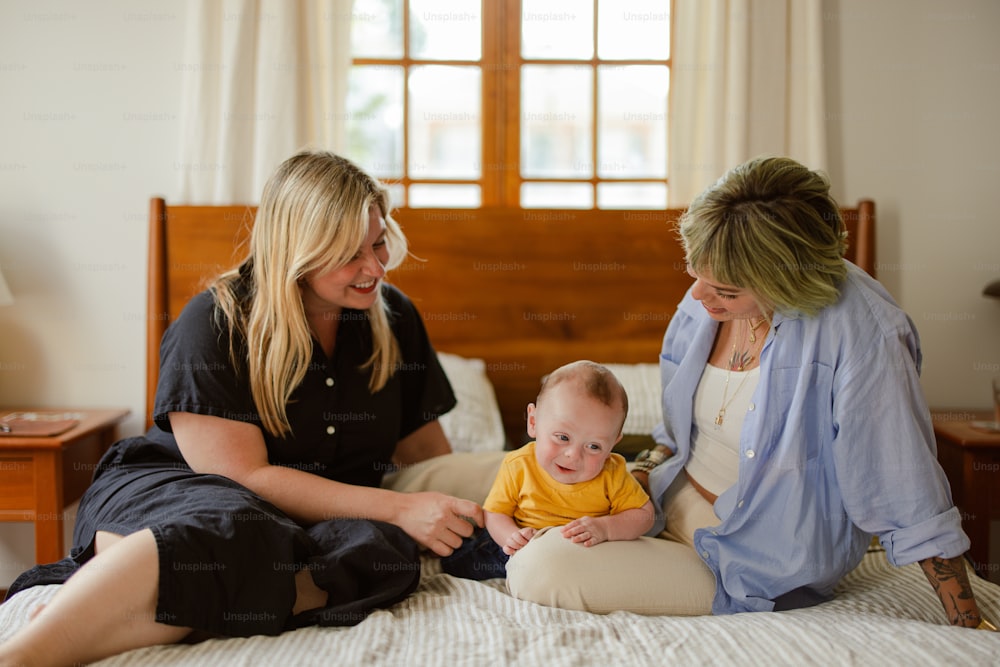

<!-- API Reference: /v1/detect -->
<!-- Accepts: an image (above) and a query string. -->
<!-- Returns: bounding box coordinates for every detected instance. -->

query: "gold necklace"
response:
[747,316,767,343]
[715,319,766,427]
[728,316,770,370]
[715,358,754,427]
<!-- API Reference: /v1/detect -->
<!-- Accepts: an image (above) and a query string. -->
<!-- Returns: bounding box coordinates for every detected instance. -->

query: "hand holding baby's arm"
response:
[485,510,537,556]
[561,500,655,547]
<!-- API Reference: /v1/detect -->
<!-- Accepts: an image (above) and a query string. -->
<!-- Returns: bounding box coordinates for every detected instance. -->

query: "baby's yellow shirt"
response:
[484,442,650,529]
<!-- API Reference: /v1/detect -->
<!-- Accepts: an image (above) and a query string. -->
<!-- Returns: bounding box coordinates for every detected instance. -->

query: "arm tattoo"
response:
[923,556,974,599]
[920,556,978,626]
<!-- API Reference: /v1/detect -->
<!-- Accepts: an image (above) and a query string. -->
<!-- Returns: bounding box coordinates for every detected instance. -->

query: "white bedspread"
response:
[2,547,998,666]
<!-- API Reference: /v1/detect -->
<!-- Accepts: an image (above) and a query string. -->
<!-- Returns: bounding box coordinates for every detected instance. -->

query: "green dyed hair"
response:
[678,156,848,317]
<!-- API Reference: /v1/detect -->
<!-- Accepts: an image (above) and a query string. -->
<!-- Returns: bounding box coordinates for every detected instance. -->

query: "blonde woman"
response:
[505,156,996,632]
[0,151,483,666]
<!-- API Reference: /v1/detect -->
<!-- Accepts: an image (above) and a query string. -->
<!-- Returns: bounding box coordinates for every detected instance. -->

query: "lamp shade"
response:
[0,265,13,306]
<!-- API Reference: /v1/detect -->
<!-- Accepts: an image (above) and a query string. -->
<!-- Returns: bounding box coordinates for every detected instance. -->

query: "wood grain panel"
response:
[147,200,875,442]
[0,455,33,515]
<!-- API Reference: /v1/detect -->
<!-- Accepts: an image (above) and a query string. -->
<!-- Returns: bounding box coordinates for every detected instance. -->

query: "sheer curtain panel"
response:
[668,0,827,205]
[176,0,354,203]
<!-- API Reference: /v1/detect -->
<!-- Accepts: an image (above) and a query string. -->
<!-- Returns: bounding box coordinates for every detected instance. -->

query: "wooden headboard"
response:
[146,199,876,441]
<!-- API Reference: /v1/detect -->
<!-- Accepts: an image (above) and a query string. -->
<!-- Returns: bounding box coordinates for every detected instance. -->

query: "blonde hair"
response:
[537,360,629,435]
[678,156,847,317]
[212,151,408,437]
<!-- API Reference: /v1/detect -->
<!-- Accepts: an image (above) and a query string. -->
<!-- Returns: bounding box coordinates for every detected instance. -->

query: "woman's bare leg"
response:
[0,529,191,667]
[293,568,329,615]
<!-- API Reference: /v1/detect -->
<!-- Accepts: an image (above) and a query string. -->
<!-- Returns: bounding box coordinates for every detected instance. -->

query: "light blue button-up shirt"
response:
[648,262,969,615]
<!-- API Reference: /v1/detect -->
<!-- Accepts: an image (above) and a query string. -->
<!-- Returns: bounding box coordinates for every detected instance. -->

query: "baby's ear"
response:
[614,431,623,445]
[525,403,537,437]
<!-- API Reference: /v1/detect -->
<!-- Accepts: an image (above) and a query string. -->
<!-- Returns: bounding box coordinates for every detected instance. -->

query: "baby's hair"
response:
[537,360,629,433]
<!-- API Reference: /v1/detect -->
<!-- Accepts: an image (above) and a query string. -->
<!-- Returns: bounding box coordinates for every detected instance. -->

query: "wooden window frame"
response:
[351,0,673,210]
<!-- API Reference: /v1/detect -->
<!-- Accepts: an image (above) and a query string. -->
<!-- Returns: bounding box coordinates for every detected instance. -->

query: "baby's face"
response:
[527,383,622,485]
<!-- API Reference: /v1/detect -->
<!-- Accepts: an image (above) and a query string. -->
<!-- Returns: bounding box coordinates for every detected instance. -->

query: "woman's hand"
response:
[394,492,484,556]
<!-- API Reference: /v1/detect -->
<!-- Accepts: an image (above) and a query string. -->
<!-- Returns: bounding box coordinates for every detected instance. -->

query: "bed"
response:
[3,198,1000,666]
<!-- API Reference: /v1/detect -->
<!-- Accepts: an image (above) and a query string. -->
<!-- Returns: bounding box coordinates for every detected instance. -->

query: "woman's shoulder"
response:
[168,288,220,331]
[164,287,239,351]
[178,288,218,314]
[827,262,913,338]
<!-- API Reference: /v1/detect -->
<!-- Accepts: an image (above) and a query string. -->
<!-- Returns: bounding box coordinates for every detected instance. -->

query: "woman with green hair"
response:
[506,156,995,633]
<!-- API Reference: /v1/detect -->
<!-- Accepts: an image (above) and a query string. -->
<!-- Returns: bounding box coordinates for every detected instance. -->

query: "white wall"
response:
[0,0,186,587]
[1,0,998,587]
[823,0,1000,413]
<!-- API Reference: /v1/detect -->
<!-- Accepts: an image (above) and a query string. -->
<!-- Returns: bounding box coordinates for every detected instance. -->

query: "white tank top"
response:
[687,364,761,497]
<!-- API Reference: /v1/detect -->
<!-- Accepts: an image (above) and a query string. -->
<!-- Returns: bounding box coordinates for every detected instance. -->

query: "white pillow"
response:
[436,352,507,452]
[601,363,662,436]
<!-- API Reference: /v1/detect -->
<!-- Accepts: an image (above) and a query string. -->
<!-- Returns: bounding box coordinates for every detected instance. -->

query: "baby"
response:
[442,360,655,580]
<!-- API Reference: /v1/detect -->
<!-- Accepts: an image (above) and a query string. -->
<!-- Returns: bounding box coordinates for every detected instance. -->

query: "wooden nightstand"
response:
[0,408,129,564]
[932,411,1000,581]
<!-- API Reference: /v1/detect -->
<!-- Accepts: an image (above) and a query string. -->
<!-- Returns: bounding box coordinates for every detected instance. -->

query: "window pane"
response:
[597,0,670,60]
[408,184,481,207]
[597,183,667,209]
[385,183,406,208]
[346,65,405,179]
[351,0,403,58]
[521,66,592,178]
[408,66,481,178]
[521,183,593,209]
[598,65,667,178]
[409,0,482,60]
[521,0,594,60]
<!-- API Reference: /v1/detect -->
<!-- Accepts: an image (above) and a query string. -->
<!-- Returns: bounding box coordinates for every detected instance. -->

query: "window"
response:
[347,0,671,209]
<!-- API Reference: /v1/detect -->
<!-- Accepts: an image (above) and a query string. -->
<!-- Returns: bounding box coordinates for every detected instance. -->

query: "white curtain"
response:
[176,0,354,203]
[668,0,827,205]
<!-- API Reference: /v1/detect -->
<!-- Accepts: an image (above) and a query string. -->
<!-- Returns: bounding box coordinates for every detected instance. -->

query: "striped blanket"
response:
[2,545,998,666]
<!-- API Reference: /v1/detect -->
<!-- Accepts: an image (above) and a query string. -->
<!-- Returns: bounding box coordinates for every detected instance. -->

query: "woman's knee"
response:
[381,451,506,504]
[94,530,125,553]
[504,529,596,611]
[506,529,716,616]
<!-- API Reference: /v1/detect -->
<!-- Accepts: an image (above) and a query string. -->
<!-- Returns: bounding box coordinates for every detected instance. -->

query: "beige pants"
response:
[383,451,718,615]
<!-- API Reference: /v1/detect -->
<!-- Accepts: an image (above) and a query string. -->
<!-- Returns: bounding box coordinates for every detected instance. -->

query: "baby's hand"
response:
[561,517,609,547]
[503,526,537,555]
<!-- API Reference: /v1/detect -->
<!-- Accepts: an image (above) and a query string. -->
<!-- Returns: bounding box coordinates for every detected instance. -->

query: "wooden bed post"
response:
[854,198,876,278]
[146,197,168,430]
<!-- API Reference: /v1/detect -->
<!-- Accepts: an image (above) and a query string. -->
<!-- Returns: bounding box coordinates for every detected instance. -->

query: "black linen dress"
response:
[5,281,456,637]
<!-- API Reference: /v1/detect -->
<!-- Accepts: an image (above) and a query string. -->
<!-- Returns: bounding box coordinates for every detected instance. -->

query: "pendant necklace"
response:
[747,316,767,343]
[715,317,768,427]
[715,350,754,427]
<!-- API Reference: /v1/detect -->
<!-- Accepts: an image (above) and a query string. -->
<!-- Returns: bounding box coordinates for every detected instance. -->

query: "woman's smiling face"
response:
[300,206,389,315]
[686,264,767,321]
